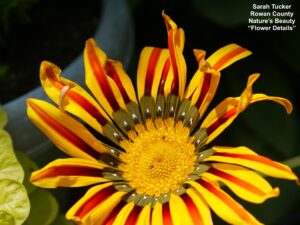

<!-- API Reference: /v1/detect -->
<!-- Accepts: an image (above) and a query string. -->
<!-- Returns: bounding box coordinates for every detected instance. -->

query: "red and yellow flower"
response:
[27,13,298,225]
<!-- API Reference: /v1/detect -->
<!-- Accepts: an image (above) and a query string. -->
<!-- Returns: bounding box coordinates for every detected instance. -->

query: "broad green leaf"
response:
[0,210,15,225]
[0,134,24,183]
[0,129,12,149]
[51,214,73,225]
[0,179,30,225]
[24,189,59,225]
[0,105,7,128]
[15,151,38,194]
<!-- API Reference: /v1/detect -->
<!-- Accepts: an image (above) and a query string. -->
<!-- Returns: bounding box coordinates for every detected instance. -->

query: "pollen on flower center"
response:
[118,118,196,197]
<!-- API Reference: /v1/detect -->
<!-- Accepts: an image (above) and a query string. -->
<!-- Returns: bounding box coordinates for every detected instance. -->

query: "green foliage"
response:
[0,106,30,225]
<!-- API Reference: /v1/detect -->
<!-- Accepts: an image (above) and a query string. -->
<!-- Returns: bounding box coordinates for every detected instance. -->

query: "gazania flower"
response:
[27,13,298,225]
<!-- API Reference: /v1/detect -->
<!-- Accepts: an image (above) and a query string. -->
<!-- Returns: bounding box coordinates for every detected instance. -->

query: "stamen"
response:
[59,85,70,111]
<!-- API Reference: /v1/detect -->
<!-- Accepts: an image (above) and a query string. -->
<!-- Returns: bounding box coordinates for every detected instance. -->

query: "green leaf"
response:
[24,189,59,225]
[0,210,15,225]
[0,179,30,225]
[51,214,73,225]
[15,151,38,194]
[0,129,12,149]
[0,106,7,128]
[0,131,24,183]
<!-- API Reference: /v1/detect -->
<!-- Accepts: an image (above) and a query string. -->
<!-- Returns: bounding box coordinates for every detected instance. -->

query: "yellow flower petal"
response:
[30,158,108,188]
[186,188,213,225]
[66,182,125,225]
[111,202,135,225]
[169,193,194,225]
[151,202,163,225]
[203,163,279,203]
[162,12,187,98]
[40,61,110,134]
[205,146,298,181]
[207,43,252,71]
[84,38,132,116]
[189,179,263,225]
[27,99,107,161]
[137,47,171,100]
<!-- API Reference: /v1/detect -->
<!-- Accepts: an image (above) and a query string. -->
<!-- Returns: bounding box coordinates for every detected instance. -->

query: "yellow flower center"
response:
[119,118,196,197]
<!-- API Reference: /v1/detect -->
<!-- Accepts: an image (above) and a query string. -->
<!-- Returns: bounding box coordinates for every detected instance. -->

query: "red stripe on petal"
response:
[213,47,247,71]
[158,58,171,95]
[31,166,103,182]
[67,91,108,126]
[182,193,203,225]
[206,108,237,135]
[104,201,127,225]
[105,61,131,104]
[124,205,143,225]
[87,42,120,111]
[46,67,108,126]
[208,167,265,196]
[144,48,163,96]
[168,30,179,95]
[198,179,251,222]
[30,102,101,159]
[213,152,291,173]
[195,73,212,108]
[75,186,115,218]
[162,203,173,225]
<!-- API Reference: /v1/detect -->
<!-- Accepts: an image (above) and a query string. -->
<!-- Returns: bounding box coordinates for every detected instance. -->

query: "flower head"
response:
[27,12,298,225]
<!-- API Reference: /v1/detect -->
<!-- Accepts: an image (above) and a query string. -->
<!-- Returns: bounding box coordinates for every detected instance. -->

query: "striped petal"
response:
[185,50,221,119]
[207,44,252,71]
[200,74,292,144]
[189,179,263,225]
[205,146,298,181]
[27,99,107,161]
[66,182,126,225]
[185,188,213,225]
[84,38,136,116]
[30,158,108,188]
[40,61,110,133]
[169,193,195,225]
[162,12,187,98]
[137,47,172,100]
[203,163,279,203]
[110,202,135,225]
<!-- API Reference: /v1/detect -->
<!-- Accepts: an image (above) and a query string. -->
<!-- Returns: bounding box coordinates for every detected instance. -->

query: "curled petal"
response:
[189,179,263,225]
[66,182,126,224]
[205,146,298,181]
[185,65,221,119]
[207,43,252,71]
[203,163,279,203]
[201,74,292,144]
[84,38,136,116]
[27,99,107,161]
[31,158,108,188]
[40,61,110,133]
[162,12,187,98]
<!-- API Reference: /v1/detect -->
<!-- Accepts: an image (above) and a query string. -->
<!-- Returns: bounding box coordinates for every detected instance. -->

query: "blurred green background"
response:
[0,0,299,224]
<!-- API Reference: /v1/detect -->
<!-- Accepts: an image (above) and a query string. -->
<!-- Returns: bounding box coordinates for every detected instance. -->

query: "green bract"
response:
[0,179,30,225]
